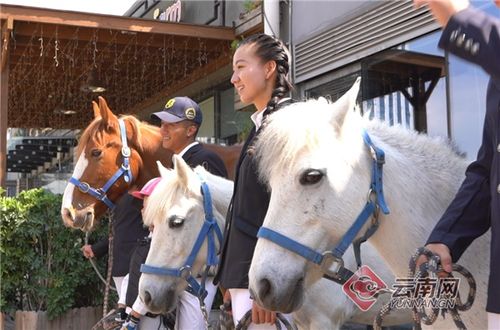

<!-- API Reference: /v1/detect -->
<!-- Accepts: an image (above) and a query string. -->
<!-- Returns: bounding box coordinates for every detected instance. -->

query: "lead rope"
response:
[84,231,117,292]
[103,209,115,317]
[374,247,476,330]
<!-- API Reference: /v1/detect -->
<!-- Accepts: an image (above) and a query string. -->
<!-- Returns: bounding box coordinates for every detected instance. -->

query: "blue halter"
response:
[140,175,224,299]
[69,119,133,209]
[257,129,390,284]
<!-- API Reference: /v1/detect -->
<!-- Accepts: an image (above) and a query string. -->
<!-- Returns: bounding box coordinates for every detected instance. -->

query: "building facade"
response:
[289,0,499,160]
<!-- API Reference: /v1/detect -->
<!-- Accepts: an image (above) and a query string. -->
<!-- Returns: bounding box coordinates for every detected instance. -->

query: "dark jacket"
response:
[217,100,294,289]
[182,143,228,178]
[91,194,149,277]
[125,142,228,306]
[426,6,500,313]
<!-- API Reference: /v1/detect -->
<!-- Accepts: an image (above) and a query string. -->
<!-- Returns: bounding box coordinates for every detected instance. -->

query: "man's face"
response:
[160,120,196,153]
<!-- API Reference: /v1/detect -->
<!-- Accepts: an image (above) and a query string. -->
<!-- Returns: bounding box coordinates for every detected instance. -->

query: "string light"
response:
[8,22,231,129]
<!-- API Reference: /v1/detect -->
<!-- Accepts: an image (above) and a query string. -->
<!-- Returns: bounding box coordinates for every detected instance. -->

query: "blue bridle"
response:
[69,119,133,209]
[140,175,224,299]
[257,129,390,284]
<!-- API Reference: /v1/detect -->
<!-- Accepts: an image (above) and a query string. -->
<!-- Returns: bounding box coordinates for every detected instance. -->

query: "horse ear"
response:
[330,77,361,129]
[92,101,101,119]
[156,160,171,178]
[98,96,117,127]
[173,154,194,189]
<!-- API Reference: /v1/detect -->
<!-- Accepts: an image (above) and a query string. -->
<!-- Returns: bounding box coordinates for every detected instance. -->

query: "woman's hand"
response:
[251,300,276,324]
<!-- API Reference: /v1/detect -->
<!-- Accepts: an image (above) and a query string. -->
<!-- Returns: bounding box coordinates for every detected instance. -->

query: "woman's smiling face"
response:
[230,44,269,106]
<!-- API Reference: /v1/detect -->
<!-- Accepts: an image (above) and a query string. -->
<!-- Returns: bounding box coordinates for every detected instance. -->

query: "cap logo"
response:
[165,99,176,109]
[185,107,196,120]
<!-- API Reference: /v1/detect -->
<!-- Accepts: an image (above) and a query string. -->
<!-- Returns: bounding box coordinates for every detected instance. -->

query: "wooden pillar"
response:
[0,18,12,188]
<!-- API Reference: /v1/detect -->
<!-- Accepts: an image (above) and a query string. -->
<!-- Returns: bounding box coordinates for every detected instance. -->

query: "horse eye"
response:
[299,169,325,185]
[91,149,102,158]
[168,215,185,228]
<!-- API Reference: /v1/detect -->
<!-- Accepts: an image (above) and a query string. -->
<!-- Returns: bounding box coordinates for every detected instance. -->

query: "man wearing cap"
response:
[151,96,228,177]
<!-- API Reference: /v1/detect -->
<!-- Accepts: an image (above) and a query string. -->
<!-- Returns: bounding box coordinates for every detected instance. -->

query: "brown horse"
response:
[61,96,241,232]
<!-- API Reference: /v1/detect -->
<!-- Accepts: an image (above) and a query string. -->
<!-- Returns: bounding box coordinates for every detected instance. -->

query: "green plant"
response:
[243,0,262,13]
[0,189,108,319]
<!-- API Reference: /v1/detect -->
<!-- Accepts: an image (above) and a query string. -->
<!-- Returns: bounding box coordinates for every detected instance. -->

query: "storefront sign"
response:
[154,0,181,23]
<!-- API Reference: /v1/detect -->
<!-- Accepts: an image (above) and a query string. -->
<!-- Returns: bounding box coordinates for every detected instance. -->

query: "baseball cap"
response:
[130,177,162,200]
[151,96,203,125]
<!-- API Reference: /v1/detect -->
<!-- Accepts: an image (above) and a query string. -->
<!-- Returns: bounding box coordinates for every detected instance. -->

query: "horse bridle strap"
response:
[69,119,133,209]
[140,175,223,299]
[257,129,390,284]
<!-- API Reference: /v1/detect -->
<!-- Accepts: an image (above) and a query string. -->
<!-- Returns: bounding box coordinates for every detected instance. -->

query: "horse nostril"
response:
[63,209,74,222]
[85,211,93,221]
[144,290,152,305]
[258,278,272,299]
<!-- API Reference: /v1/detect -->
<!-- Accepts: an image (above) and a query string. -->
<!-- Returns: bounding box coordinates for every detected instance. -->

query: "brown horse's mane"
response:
[76,115,160,159]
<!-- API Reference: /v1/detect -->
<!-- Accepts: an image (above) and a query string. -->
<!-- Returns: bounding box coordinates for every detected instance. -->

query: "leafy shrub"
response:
[0,188,108,319]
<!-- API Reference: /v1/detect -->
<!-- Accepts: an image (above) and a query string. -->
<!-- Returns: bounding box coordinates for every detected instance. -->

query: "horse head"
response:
[248,78,373,312]
[139,156,232,314]
[60,97,169,231]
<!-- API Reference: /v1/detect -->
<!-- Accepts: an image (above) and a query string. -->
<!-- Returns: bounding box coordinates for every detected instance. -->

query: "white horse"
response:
[139,155,410,328]
[248,79,490,329]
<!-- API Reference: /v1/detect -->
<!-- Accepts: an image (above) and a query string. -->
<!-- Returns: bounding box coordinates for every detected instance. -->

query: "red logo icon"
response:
[342,265,387,311]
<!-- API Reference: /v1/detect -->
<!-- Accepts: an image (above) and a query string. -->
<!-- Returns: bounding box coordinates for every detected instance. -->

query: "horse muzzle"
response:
[249,273,305,313]
[61,206,95,232]
[139,277,178,314]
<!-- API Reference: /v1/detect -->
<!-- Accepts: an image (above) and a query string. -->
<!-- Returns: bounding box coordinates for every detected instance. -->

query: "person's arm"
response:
[203,154,229,179]
[90,237,109,259]
[426,111,493,262]
[415,0,500,78]
[440,6,500,78]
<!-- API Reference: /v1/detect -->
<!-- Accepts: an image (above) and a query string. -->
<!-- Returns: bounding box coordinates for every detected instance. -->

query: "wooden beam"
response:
[11,24,230,53]
[0,34,8,188]
[1,17,13,73]
[0,4,235,40]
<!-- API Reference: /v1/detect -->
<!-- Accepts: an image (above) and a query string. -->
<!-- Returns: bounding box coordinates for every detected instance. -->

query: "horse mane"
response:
[76,115,160,158]
[255,98,465,185]
[143,165,233,228]
[143,170,187,227]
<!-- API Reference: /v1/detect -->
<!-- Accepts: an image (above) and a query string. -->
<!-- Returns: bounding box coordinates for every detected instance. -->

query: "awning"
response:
[0,4,235,129]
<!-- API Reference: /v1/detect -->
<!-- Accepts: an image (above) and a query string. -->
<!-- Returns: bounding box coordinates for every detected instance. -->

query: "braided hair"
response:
[237,34,294,155]
[237,34,294,116]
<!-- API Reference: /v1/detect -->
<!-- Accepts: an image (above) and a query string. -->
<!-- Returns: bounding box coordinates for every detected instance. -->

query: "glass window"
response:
[219,87,252,145]
[198,97,215,140]
[307,31,448,137]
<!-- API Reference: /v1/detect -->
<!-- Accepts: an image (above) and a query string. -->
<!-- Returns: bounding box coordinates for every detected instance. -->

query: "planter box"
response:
[14,306,102,330]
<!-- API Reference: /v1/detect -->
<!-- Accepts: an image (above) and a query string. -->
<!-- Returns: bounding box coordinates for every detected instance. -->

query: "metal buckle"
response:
[78,182,90,193]
[366,188,376,204]
[96,188,106,200]
[179,266,192,279]
[121,146,131,158]
[320,251,344,279]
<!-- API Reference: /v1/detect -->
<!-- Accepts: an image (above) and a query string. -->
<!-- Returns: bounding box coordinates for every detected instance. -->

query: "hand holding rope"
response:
[374,247,476,330]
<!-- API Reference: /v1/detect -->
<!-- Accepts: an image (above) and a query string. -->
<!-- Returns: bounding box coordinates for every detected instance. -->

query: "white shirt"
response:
[250,97,291,131]
[178,141,199,158]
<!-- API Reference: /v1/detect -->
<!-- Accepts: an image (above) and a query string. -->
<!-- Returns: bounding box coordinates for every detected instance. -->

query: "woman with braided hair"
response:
[215,33,294,328]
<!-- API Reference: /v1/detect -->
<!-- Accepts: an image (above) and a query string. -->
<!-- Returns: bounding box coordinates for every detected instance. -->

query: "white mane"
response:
[143,162,233,228]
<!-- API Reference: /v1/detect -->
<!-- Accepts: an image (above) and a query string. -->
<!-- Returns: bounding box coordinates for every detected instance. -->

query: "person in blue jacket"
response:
[414,0,500,328]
